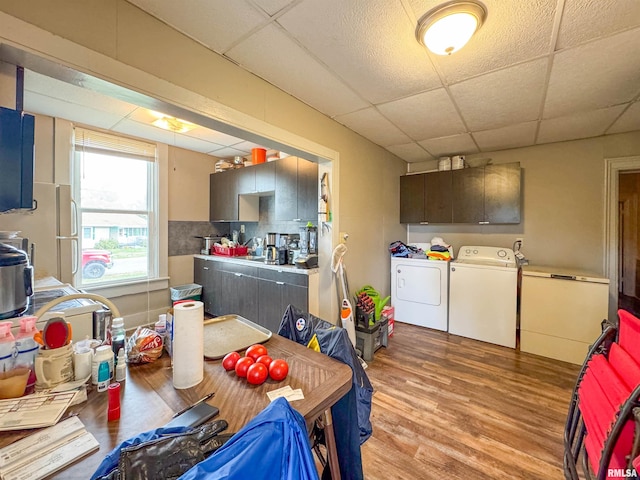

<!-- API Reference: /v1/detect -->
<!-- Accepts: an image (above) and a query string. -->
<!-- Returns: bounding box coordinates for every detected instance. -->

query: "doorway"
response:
[618,172,640,317]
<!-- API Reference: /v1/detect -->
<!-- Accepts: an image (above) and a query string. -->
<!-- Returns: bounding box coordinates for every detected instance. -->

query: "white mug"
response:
[35,343,73,389]
[73,346,93,381]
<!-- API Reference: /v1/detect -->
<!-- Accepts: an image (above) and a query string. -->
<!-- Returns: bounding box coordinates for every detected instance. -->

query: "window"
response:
[73,128,158,286]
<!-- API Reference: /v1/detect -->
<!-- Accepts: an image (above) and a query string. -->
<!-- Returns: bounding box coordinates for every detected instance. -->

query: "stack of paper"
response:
[0,416,99,480]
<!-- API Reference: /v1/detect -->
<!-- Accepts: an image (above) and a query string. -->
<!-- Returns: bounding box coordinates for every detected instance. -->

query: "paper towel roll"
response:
[172,301,204,389]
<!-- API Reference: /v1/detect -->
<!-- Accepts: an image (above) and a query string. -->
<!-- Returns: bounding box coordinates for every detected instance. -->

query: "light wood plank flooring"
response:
[360,322,580,480]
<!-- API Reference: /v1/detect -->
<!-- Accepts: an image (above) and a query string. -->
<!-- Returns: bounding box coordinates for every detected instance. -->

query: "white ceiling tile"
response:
[334,107,412,147]
[209,146,254,158]
[252,0,298,16]
[277,0,441,104]
[473,121,538,152]
[232,140,268,152]
[537,105,627,144]
[451,58,548,131]
[544,28,640,118]
[418,133,479,157]
[25,70,137,120]
[226,24,368,117]
[557,0,640,49]
[386,143,434,163]
[126,0,266,53]
[426,0,557,84]
[24,92,133,130]
[378,88,465,140]
[607,102,640,134]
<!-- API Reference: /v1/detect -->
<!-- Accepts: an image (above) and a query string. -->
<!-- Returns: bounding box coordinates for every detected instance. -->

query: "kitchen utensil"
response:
[0,243,34,319]
[34,316,72,349]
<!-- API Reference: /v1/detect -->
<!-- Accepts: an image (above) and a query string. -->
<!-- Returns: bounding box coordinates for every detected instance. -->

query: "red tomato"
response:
[234,356,254,377]
[245,344,268,361]
[256,355,273,368]
[222,351,241,371]
[269,359,289,381]
[246,362,268,385]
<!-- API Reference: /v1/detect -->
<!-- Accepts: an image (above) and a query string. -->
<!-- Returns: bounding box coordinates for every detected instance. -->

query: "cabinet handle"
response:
[420,222,429,225]
[293,218,301,222]
[203,267,209,270]
[276,281,285,285]
[478,221,490,225]
[234,273,242,277]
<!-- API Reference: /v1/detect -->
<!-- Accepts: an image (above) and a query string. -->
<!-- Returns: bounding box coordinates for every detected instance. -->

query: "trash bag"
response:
[178,397,319,480]
[278,304,373,480]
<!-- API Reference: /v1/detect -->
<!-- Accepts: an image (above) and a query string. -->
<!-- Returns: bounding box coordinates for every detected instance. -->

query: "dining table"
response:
[0,333,353,479]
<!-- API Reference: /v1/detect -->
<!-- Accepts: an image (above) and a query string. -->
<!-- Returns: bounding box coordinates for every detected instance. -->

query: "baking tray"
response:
[203,314,272,359]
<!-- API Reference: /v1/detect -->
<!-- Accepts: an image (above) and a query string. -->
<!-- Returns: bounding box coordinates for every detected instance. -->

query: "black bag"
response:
[98,420,232,480]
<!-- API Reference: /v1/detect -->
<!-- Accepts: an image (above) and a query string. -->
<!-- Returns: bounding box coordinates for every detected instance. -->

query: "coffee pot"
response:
[265,246,278,264]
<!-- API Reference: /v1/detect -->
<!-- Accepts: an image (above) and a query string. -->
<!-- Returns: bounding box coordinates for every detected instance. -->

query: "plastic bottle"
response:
[110,318,126,365]
[115,348,126,382]
[107,382,121,421]
[92,345,114,388]
[0,321,16,373]
[15,316,39,388]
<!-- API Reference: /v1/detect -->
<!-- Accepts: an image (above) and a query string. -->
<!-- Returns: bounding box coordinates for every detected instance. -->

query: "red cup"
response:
[252,148,266,164]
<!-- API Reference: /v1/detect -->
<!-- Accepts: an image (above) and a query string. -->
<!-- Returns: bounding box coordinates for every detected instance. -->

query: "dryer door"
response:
[395,262,442,306]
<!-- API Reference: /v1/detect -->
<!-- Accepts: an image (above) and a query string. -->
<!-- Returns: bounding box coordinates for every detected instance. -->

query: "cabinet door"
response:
[257,279,286,333]
[297,158,318,221]
[425,170,452,223]
[210,170,238,221]
[194,258,215,314]
[236,167,256,194]
[274,156,298,221]
[484,163,521,224]
[283,283,308,314]
[399,174,425,223]
[452,168,484,223]
[211,266,229,316]
[231,272,258,321]
[255,161,275,192]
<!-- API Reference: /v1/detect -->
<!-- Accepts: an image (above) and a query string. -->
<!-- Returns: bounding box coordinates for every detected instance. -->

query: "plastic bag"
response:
[127,327,163,364]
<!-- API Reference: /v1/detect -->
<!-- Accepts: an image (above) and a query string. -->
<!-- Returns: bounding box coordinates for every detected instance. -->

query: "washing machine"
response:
[448,246,517,348]
[391,256,449,331]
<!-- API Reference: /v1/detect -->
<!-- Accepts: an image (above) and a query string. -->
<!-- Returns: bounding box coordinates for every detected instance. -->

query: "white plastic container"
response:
[92,345,114,388]
[0,321,16,372]
[438,156,451,171]
[15,316,39,388]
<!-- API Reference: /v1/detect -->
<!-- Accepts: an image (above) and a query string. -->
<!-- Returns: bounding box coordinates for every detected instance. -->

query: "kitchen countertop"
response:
[195,254,319,275]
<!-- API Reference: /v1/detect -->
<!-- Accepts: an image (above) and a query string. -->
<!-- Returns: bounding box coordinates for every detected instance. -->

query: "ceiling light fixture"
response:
[148,110,197,133]
[415,1,486,56]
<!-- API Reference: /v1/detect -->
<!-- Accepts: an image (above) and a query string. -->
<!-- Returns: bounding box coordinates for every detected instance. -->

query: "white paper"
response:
[0,391,79,431]
[267,385,304,402]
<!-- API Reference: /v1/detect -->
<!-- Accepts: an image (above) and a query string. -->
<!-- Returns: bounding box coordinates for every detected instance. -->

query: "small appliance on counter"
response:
[294,254,318,269]
[264,232,278,265]
[0,243,34,319]
[295,225,318,269]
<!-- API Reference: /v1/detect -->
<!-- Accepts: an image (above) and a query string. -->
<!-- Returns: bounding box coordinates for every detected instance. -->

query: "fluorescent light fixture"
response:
[416,1,486,56]
[148,110,198,133]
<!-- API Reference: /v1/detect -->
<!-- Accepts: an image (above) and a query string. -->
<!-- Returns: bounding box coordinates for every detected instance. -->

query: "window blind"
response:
[74,127,156,161]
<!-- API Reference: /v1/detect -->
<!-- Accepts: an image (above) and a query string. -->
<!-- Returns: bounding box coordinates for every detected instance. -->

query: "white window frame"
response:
[71,127,169,296]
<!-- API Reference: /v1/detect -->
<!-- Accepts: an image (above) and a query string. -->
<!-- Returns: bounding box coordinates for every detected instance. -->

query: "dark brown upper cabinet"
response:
[400,162,521,225]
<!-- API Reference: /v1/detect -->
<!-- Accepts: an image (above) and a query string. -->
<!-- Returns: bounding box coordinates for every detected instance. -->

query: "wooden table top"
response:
[0,334,353,479]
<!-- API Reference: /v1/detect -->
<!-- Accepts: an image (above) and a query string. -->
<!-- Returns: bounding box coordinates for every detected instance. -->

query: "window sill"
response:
[82,277,170,299]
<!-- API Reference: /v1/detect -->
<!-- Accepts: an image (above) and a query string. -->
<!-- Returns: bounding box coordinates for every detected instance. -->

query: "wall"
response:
[0,2,407,323]
[408,131,640,275]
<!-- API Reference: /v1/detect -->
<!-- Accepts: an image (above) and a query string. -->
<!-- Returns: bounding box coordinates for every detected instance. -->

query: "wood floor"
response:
[360,322,581,480]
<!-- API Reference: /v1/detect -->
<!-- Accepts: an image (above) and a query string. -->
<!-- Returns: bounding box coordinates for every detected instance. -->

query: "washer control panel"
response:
[456,246,516,267]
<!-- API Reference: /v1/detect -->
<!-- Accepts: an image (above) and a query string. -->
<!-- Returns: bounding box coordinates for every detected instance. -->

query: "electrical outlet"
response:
[240,224,245,234]
[516,237,523,247]
[340,232,349,244]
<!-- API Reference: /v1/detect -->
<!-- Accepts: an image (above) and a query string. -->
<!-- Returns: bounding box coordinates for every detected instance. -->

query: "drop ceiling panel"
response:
[538,105,626,144]
[209,146,254,158]
[544,28,640,119]
[451,58,548,131]
[386,143,434,163]
[334,107,412,147]
[424,0,556,84]
[378,88,465,140]
[24,92,134,130]
[557,0,640,49]
[473,121,538,151]
[277,0,441,104]
[252,0,298,16]
[126,0,266,53]
[608,102,640,134]
[419,133,478,157]
[226,23,368,117]
[111,118,215,154]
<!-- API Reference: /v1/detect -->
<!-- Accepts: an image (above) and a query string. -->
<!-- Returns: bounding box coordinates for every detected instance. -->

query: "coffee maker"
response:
[264,232,278,265]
